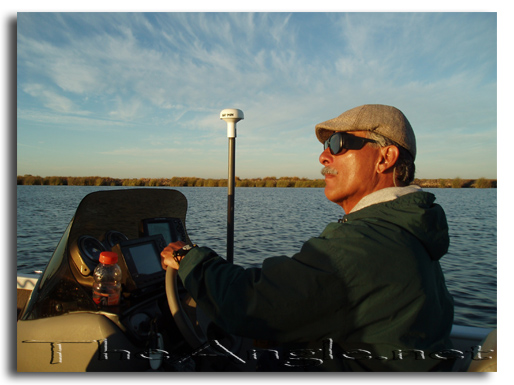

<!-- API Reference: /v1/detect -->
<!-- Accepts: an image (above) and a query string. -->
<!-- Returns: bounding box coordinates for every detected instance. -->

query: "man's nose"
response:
[319,147,333,165]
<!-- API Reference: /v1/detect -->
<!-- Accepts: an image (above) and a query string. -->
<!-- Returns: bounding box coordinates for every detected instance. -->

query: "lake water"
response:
[16,185,497,329]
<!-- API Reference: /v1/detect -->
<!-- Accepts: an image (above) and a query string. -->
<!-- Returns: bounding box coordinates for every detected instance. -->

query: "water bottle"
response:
[92,251,122,307]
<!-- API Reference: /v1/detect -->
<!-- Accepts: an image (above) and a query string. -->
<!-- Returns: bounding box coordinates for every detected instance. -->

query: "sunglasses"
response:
[323,132,377,155]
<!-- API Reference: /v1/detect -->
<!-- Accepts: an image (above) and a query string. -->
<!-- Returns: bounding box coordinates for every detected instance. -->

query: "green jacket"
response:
[178,191,454,371]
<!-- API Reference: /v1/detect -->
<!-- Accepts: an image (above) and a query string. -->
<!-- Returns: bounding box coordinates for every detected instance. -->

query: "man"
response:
[161,104,454,371]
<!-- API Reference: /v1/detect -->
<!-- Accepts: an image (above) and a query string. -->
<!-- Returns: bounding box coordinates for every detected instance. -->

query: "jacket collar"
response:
[349,185,422,214]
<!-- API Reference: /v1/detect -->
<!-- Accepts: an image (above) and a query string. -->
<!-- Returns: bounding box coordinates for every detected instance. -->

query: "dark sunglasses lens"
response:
[324,132,372,155]
[329,133,342,154]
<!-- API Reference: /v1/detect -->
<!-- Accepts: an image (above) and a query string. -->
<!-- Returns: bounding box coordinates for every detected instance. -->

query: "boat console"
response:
[17,189,212,371]
[71,217,185,296]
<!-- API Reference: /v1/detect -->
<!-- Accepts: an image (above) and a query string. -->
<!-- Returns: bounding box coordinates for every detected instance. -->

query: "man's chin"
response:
[323,183,341,203]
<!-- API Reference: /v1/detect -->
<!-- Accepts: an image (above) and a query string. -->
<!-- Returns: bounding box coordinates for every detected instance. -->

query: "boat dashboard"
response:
[21,189,193,345]
[70,217,187,296]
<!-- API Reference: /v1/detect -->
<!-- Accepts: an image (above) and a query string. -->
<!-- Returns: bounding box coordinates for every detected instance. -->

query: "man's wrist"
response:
[173,244,197,264]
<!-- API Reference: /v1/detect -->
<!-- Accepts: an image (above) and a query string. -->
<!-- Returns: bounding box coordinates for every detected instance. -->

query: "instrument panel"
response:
[70,217,187,295]
[76,231,129,263]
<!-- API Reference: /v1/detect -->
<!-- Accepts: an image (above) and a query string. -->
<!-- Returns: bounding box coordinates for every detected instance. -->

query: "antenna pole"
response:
[227,135,235,263]
[220,109,244,263]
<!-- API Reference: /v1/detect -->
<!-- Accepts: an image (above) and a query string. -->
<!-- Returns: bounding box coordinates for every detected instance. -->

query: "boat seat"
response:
[467,329,497,372]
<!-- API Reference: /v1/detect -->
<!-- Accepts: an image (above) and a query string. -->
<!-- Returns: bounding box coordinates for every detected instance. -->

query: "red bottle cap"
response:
[99,251,118,264]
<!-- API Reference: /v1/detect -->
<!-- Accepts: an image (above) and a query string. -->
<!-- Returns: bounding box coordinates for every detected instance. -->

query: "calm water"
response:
[16,185,497,329]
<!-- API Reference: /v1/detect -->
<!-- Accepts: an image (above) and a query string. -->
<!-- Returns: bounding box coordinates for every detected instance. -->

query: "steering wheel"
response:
[165,268,242,353]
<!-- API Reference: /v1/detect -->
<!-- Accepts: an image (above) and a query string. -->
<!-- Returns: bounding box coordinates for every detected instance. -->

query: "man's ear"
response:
[376,145,400,174]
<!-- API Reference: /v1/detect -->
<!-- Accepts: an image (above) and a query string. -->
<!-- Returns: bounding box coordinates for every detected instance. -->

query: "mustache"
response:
[321,167,338,176]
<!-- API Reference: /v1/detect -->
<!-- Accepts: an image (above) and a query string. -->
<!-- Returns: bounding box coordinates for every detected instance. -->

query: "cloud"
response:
[108,97,145,121]
[21,83,90,115]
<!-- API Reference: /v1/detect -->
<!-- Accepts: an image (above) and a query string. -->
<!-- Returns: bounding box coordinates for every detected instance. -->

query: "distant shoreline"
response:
[17,175,497,188]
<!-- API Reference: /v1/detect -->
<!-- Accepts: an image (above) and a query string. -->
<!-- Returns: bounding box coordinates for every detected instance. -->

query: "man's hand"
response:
[160,241,187,270]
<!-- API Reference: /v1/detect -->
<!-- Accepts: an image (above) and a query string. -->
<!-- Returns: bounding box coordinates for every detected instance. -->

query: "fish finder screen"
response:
[146,222,177,245]
[141,218,186,245]
[115,234,166,292]
[127,242,162,276]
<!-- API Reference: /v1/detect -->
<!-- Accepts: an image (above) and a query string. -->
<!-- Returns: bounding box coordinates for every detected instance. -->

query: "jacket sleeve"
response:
[177,242,346,343]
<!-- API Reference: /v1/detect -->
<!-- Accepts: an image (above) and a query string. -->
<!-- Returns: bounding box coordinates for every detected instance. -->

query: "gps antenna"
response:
[220,108,244,264]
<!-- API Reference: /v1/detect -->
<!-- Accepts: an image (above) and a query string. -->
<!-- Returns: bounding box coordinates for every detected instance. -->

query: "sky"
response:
[15,11,498,180]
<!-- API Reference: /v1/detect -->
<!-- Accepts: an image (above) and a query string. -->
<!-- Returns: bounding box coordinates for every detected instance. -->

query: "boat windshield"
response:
[21,188,189,320]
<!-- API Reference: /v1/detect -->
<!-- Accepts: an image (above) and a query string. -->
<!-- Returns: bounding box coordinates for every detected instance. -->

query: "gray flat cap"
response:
[315,104,416,159]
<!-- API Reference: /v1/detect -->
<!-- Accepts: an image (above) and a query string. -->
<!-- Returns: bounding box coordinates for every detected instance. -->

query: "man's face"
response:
[319,131,382,213]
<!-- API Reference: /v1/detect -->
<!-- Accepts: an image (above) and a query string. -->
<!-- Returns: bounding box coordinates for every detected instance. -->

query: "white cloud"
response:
[22,83,90,115]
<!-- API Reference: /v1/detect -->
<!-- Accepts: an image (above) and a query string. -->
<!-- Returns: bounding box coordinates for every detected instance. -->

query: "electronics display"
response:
[116,234,167,291]
[140,217,186,245]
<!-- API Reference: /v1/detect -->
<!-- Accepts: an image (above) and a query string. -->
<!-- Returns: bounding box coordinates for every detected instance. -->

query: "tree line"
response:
[17,175,496,188]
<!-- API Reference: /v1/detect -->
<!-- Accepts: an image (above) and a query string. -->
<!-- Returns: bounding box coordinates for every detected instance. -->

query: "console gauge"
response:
[77,235,106,263]
[105,230,129,248]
